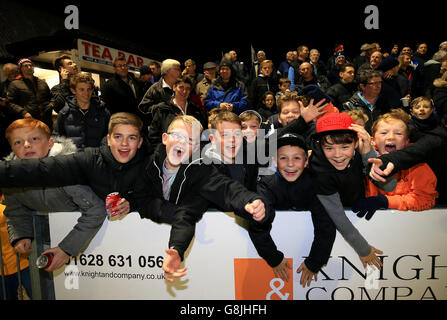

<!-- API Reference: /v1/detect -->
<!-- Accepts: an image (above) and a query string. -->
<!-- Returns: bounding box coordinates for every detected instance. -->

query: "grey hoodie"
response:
[3,136,107,256]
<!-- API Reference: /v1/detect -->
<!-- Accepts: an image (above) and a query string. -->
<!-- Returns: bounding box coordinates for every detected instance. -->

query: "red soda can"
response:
[36,252,54,269]
[106,192,121,218]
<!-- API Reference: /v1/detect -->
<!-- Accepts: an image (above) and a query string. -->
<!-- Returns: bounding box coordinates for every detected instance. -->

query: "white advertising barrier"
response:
[49,209,447,300]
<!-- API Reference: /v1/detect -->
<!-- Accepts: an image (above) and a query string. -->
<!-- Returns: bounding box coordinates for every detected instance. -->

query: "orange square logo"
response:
[234,258,293,300]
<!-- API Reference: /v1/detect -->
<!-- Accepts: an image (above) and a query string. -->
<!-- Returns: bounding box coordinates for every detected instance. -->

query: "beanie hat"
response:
[17,58,32,68]
[277,133,308,152]
[377,57,399,72]
[298,84,333,104]
[313,112,355,139]
[219,60,233,69]
[139,65,152,76]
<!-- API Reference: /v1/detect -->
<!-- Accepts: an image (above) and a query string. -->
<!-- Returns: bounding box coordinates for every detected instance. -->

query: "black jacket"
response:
[55,96,110,150]
[148,99,208,147]
[0,141,154,212]
[248,75,278,110]
[7,76,54,129]
[101,73,142,115]
[326,81,358,109]
[139,143,270,260]
[248,169,336,272]
[342,91,391,134]
[138,78,174,128]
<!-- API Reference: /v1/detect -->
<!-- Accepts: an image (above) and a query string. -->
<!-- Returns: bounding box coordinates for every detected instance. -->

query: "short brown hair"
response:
[209,110,241,129]
[70,72,95,90]
[53,54,72,71]
[6,118,51,144]
[319,132,358,148]
[276,91,308,112]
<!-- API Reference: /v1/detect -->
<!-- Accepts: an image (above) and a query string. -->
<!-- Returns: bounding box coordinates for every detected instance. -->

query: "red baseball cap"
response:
[314,112,356,139]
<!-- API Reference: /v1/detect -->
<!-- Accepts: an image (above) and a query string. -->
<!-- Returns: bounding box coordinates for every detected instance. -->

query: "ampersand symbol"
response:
[266,278,290,300]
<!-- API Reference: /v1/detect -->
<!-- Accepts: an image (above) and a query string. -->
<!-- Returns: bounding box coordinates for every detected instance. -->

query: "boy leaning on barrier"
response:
[0,112,176,226]
[148,115,271,281]
[2,118,107,271]
[248,132,336,287]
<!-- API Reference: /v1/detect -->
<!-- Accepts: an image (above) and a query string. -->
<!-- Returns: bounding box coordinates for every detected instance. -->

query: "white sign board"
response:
[49,209,447,300]
[77,39,153,73]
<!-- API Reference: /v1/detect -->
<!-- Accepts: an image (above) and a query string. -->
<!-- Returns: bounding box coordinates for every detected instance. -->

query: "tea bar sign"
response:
[77,39,152,72]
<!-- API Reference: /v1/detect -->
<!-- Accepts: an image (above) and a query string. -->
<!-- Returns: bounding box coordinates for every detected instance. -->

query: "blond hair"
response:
[167,115,204,135]
[108,112,143,134]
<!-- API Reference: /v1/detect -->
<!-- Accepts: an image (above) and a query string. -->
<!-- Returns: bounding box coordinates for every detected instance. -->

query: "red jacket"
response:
[365,163,438,211]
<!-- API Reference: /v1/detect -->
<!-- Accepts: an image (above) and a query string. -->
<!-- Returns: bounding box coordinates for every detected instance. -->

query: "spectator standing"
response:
[150,61,162,83]
[294,62,331,93]
[196,61,218,101]
[101,56,142,116]
[249,60,278,110]
[326,63,357,109]
[137,65,153,103]
[342,69,391,133]
[55,72,110,150]
[6,58,54,129]
[204,60,249,115]
[229,50,249,84]
[148,75,208,146]
[50,54,79,113]
[357,50,383,77]
[309,49,327,77]
[138,59,181,130]
[0,63,19,158]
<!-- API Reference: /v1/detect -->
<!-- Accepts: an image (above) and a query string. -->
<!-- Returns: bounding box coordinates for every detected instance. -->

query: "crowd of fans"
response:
[1,40,447,299]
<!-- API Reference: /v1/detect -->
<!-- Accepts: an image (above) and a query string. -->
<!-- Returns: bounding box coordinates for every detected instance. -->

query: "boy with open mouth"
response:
[354,108,438,217]
[143,115,271,282]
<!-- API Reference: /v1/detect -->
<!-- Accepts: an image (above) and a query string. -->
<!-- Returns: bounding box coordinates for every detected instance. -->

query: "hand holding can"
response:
[106,192,121,218]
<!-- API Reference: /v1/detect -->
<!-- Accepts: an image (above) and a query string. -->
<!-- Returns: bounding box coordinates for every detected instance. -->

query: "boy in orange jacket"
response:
[353,109,438,219]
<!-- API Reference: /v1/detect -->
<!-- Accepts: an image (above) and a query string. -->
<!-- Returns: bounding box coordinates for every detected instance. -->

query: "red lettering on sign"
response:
[81,41,91,55]
[92,44,100,58]
[127,55,136,66]
[136,57,144,67]
[102,48,113,61]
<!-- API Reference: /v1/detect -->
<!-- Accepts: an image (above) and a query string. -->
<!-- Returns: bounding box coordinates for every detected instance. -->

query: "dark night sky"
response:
[7,1,446,68]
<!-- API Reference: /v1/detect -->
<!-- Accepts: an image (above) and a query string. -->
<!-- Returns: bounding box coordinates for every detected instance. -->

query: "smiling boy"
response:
[0,113,152,217]
[310,112,383,270]
[145,115,270,281]
[248,133,336,287]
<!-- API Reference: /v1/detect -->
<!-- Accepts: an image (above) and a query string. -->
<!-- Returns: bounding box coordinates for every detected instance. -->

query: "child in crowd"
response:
[257,91,278,121]
[310,112,383,270]
[344,109,369,127]
[2,118,108,271]
[409,97,447,204]
[248,60,278,110]
[248,133,336,287]
[0,193,31,300]
[240,110,264,143]
[148,115,270,281]
[275,77,291,101]
[204,110,260,191]
[353,109,438,218]
[55,72,110,150]
[0,113,158,221]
